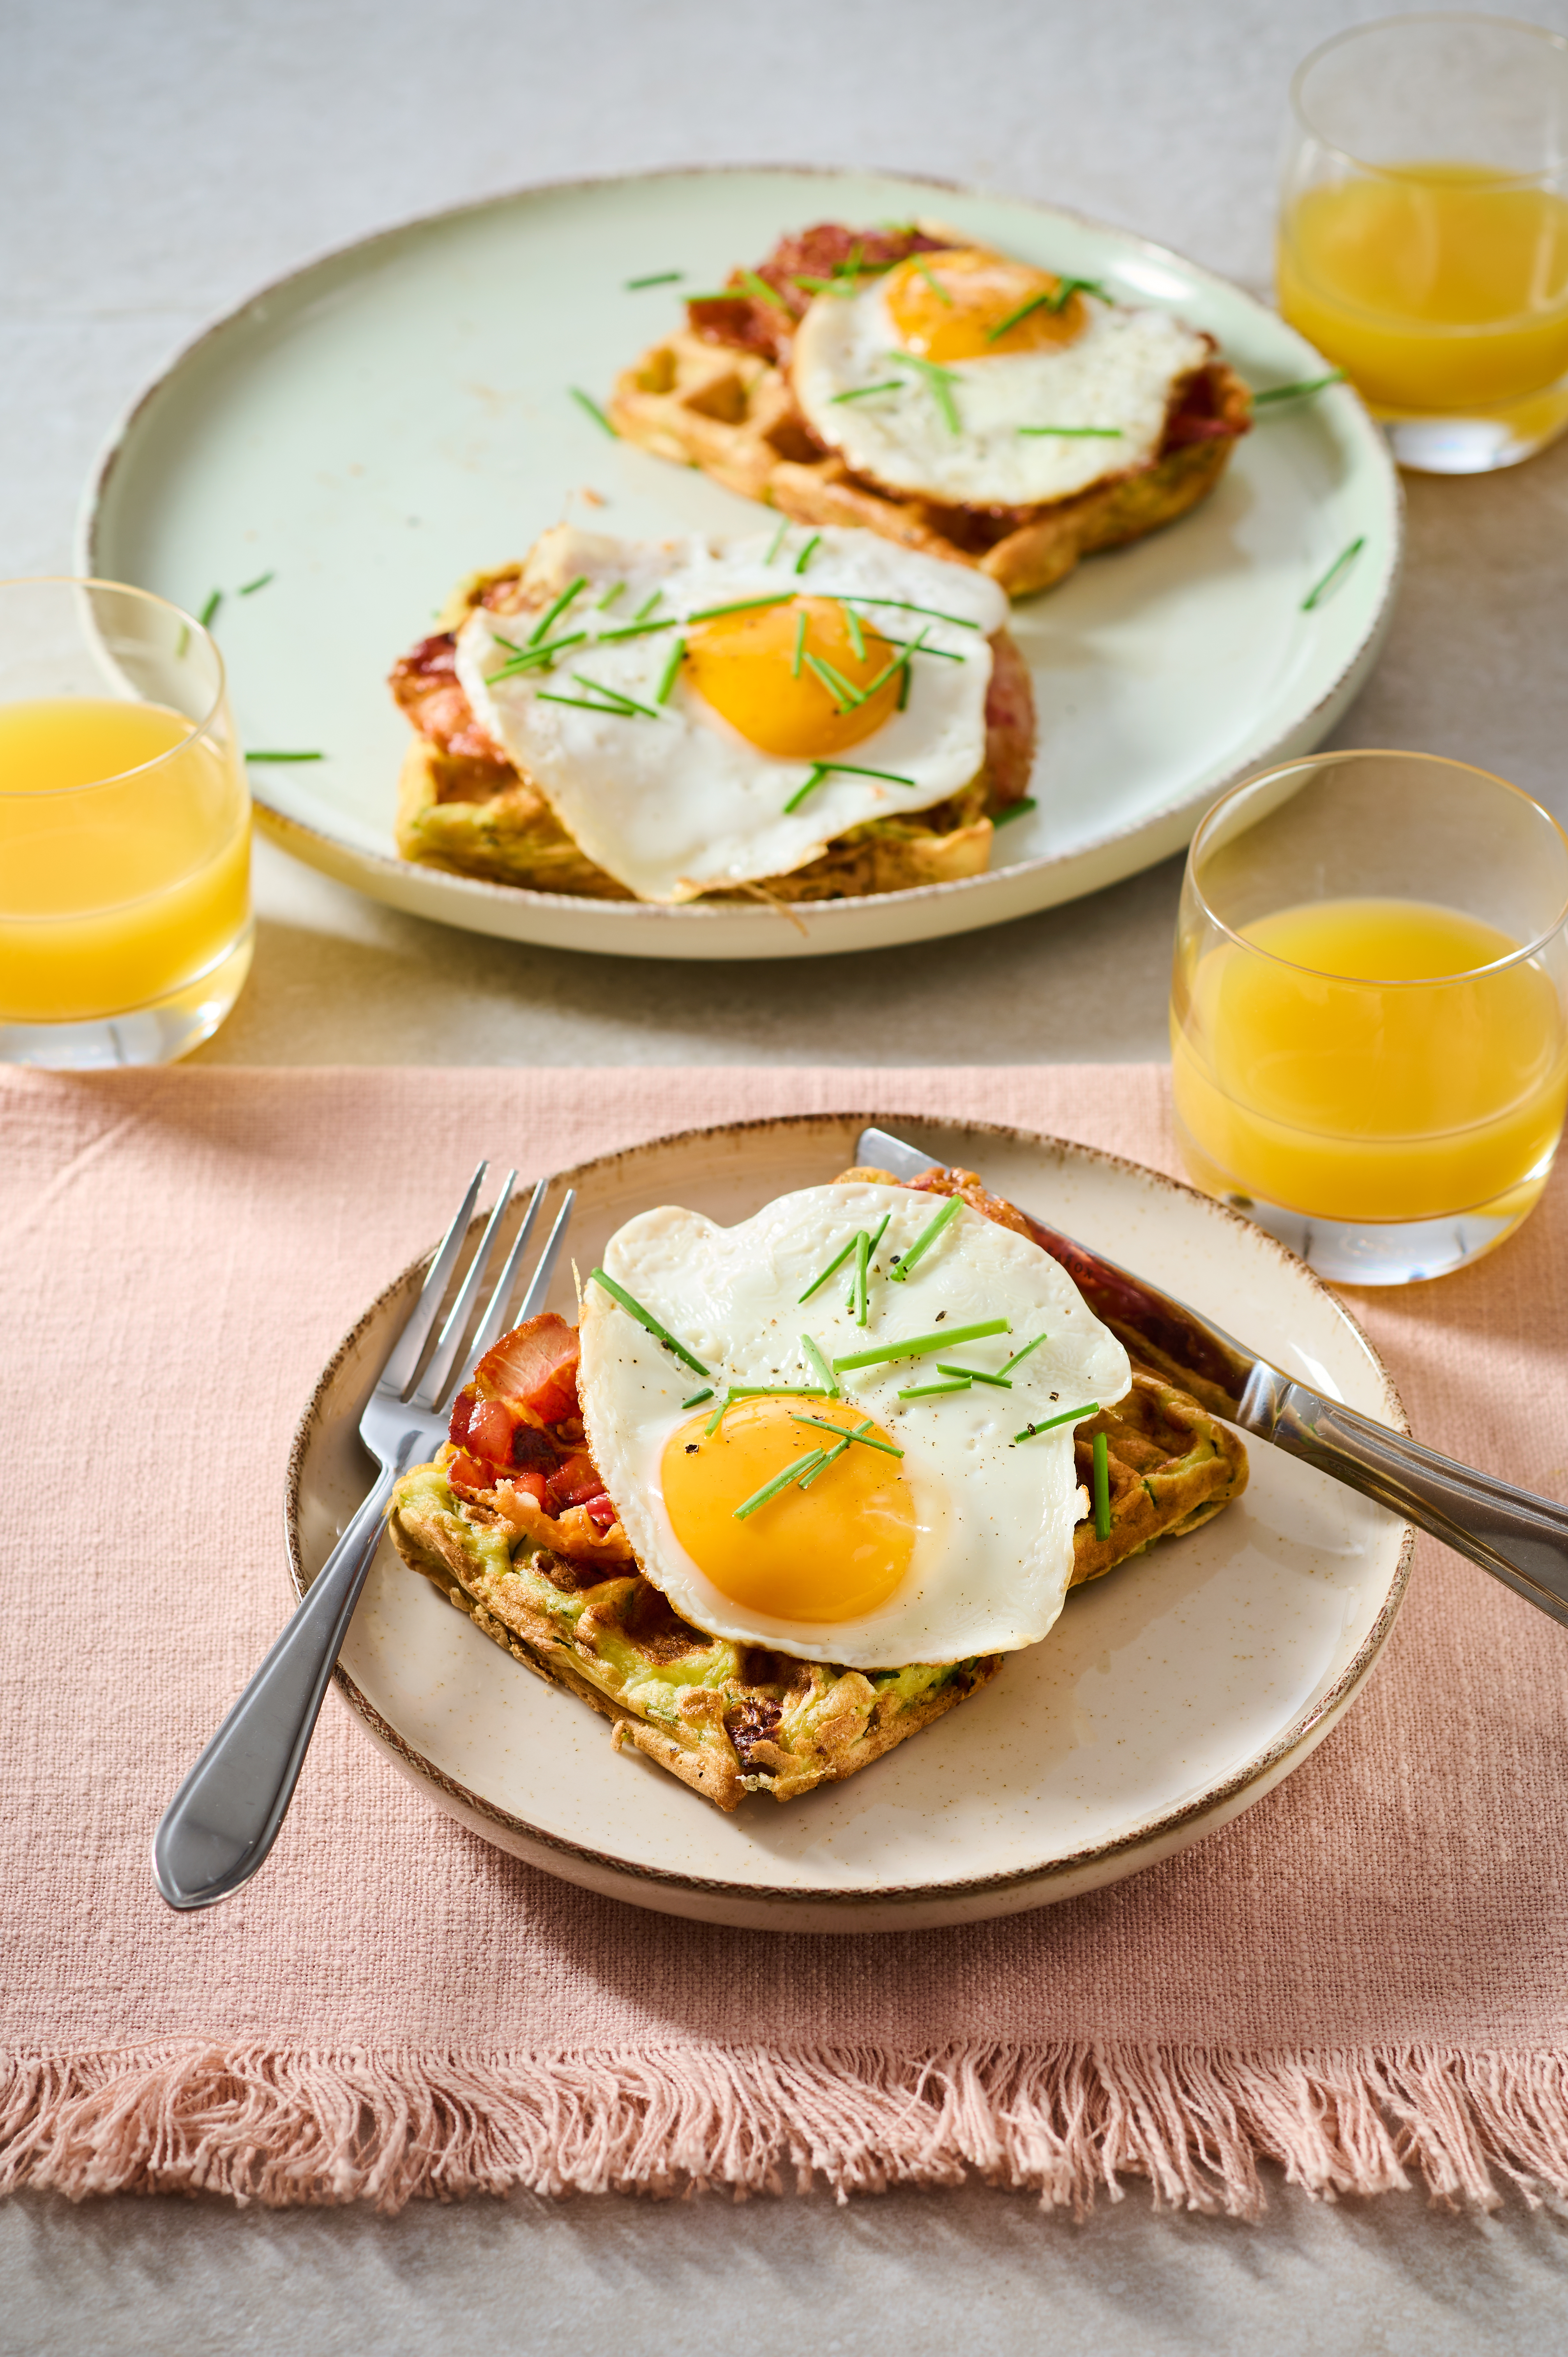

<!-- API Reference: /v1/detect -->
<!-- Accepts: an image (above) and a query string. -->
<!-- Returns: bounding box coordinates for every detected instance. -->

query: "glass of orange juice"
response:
[1277,14,1568,472]
[1171,751,1568,1283]
[0,578,253,1067]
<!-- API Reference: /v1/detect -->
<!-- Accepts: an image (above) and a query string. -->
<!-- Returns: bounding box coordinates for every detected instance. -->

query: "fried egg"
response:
[455,525,1006,905]
[792,245,1211,508]
[577,1183,1132,1668]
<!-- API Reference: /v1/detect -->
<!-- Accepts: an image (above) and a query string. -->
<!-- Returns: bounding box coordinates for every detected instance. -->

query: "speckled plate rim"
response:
[81,163,1404,964]
[283,1113,1415,1917]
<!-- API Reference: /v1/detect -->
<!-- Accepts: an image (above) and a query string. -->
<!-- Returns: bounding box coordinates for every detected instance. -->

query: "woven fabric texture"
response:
[2,1064,1565,2211]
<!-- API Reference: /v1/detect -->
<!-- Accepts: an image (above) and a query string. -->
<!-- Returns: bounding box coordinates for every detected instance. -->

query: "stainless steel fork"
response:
[152,1161,576,1912]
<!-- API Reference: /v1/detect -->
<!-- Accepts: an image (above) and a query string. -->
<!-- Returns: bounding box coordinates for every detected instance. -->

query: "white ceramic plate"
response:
[285,1115,1412,1931]
[84,168,1401,963]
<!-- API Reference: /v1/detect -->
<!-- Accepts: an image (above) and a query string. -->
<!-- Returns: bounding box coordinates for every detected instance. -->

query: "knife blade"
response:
[856,1123,1568,1629]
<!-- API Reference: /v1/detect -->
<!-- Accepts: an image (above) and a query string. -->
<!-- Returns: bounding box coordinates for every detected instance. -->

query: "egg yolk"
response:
[883,247,1088,362]
[682,595,903,759]
[661,1395,916,1623]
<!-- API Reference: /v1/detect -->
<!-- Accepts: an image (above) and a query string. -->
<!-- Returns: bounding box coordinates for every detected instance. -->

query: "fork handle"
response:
[152,1465,398,1909]
[1240,1365,1568,1627]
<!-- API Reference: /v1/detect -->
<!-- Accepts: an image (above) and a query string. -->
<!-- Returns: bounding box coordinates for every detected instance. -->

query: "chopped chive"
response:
[490,630,588,680]
[536,691,650,719]
[804,651,858,711]
[568,674,640,709]
[866,1212,891,1263]
[794,533,821,576]
[1092,1429,1111,1539]
[1302,536,1365,612]
[625,269,684,289]
[856,625,929,707]
[797,1437,851,1487]
[739,267,791,315]
[684,290,750,304]
[199,590,222,629]
[732,1448,825,1520]
[898,1378,973,1399]
[685,592,795,622]
[597,617,678,643]
[528,576,589,648]
[844,604,866,661]
[726,1384,829,1398]
[1252,369,1345,407]
[765,519,790,565]
[681,1388,715,1409]
[910,257,954,306]
[841,596,981,631]
[238,571,274,596]
[1048,276,1109,311]
[799,1334,840,1396]
[1014,1401,1098,1444]
[245,749,323,762]
[790,1413,902,1459]
[589,1267,710,1375]
[936,1362,1012,1388]
[888,1193,962,1283]
[890,352,960,433]
[783,764,830,815]
[791,609,807,677]
[705,1396,731,1437]
[999,1332,1049,1375]
[570,387,617,436]
[985,287,1062,341]
[634,588,664,620]
[828,379,904,404]
[800,1234,860,1302]
[821,760,915,785]
[655,636,686,703]
[597,581,626,610]
[1017,424,1124,438]
[854,1229,871,1327]
[569,673,662,719]
[992,797,1037,827]
[833,1317,1010,1373]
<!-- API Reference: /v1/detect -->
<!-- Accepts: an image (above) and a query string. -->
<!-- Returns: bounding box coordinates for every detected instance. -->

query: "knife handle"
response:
[1240,1365,1568,1626]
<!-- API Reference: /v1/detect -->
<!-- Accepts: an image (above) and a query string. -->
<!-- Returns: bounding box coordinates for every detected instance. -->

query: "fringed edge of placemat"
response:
[5,2043,1568,2216]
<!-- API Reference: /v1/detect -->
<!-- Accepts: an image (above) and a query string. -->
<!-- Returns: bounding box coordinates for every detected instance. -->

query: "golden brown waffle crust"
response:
[609,333,1252,598]
[387,1472,1000,1814]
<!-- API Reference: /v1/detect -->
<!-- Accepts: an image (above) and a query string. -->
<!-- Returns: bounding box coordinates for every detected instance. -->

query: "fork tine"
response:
[378,1161,488,1399]
[413,1168,518,1412]
[514,1187,576,1325]
[463,1175,550,1375]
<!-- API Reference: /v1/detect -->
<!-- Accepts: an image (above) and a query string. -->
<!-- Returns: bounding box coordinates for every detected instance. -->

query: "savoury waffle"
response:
[387,1167,1247,1814]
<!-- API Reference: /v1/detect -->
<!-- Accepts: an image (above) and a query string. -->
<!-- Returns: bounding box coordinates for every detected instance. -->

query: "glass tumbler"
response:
[1277,13,1568,472]
[0,578,253,1068]
[1170,751,1568,1284]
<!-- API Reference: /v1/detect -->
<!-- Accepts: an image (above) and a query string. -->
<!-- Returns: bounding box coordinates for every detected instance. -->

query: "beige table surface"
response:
[7,0,1568,2346]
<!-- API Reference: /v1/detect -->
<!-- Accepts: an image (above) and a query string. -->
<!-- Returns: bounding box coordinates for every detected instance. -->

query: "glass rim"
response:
[0,574,229,802]
[1290,11,1568,185]
[1186,747,1568,986]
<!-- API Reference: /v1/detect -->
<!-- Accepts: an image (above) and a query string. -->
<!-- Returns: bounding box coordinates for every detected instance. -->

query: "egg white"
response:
[577,1183,1132,1668]
[792,275,1212,507]
[456,526,1007,906]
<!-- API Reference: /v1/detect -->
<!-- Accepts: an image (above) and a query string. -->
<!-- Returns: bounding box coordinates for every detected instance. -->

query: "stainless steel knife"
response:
[857,1124,1568,1628]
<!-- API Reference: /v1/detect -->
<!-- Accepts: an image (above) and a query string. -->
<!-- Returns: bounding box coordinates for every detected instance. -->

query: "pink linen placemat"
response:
[3,1062,1567,2217]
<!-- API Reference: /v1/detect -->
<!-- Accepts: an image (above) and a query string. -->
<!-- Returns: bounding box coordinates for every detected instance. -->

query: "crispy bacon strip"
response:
[689,223,954,362]
[389,633,511,773]
[472,1313,581,1422]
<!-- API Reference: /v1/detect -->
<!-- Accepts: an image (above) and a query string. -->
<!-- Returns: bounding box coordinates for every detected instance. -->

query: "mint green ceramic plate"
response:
[83,168,1401,962]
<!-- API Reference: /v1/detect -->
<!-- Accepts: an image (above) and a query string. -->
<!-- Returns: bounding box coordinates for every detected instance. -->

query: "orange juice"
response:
[0,698,251,1024]
[1278,164,1568,411]
[1172,898,1568,1223]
